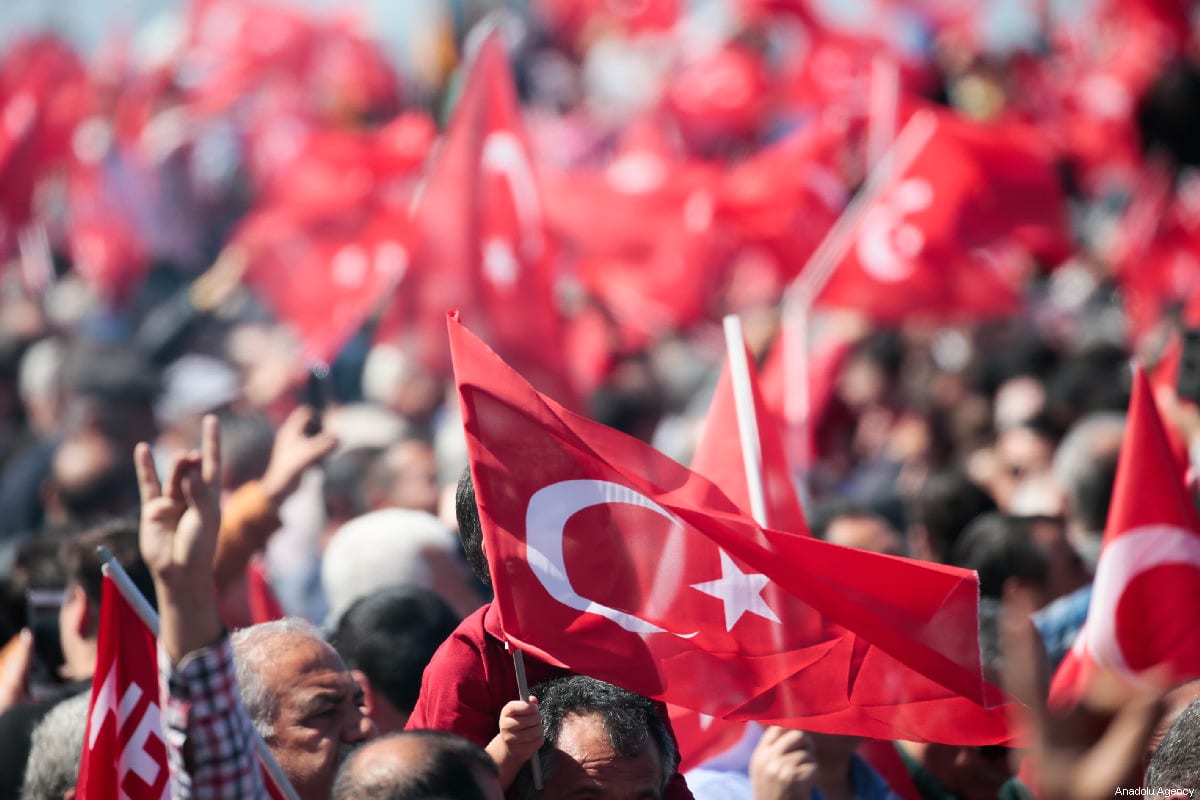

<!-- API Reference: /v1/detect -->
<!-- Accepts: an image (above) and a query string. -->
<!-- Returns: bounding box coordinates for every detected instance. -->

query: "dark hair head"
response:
[913,469,997,562]
[520,675,677,797]
[60,519,157,615]
[456,467,490,588]
[50,431,140,525]
[218,412,275,491]
[330,586,459,715]
[331,730,498,800]
[950,513,1048,599]
[1146,697,1200,790]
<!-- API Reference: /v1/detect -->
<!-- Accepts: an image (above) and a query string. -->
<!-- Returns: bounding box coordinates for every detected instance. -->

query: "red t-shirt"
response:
[406,602,694,798]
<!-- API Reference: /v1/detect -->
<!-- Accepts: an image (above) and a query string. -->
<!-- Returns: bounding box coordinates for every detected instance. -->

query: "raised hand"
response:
[136,415,225,661]
[1000,583,1166,800]
[750,727,817,800]
[488,696,544,788]
[259,405,338,508]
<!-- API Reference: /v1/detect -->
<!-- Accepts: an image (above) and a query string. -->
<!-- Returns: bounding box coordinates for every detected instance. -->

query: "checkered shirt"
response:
[160,635,268,799]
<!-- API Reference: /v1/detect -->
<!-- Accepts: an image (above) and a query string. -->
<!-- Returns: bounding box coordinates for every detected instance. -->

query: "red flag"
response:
[378,31,574,405]
[542,121,724,353]
[672,339,811,768]
[449,311,1012,743]
[1049,367,1200,706]
[237,207,413,367]
[692,342,809,535]
[77,578,170,799]
[817,108,1070,322]
[247,558,286,624]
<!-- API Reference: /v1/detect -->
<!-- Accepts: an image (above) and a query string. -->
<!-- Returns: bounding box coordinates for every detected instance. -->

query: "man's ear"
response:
[351,669,376,716]
[62,789,75,800]
[65,585,91,638]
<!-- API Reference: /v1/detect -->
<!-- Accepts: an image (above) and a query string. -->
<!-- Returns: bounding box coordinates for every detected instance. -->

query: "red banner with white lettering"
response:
[76,577,170,800]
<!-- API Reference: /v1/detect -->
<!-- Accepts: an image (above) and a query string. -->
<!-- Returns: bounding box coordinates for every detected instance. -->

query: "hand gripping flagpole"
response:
[508,645,544,790]
[722,315,770,528]
[97,547,302,800]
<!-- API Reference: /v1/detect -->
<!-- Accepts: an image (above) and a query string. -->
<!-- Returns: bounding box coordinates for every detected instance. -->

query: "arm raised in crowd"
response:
[137,415,267,799]
[212,405,337,592]
[136,415,224,662]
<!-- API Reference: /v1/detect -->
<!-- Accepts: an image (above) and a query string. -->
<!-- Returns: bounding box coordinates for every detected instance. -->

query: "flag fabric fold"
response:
[448,311,1012,744]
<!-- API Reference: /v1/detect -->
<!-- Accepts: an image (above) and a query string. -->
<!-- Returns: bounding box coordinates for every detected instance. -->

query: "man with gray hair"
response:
[1050,411,1124,573]
[138,416,375,800]
[20,690,89,800]
[331,730,502,800]
[1146,697,1200,794]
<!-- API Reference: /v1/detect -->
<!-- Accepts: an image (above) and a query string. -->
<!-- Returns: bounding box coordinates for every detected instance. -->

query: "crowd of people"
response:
[4,0,1200,797]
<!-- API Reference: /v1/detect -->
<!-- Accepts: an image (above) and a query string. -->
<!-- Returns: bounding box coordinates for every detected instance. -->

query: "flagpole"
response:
[779,111,937,482]
[780,305,811,485]
[98,548,303,800]
[867,56,899,184]
[722,315,769,528]
[510,648,544,790]
[784,109,936,310]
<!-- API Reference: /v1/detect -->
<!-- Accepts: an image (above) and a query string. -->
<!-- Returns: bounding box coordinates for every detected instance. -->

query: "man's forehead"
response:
[547,712,663,796]
[262,634,354,692]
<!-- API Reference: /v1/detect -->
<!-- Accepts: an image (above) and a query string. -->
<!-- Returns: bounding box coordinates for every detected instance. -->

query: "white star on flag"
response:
[690,550,781,632]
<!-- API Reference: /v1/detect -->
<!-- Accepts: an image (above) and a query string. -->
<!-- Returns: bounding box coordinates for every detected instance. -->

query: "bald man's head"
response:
[331,731,502,800]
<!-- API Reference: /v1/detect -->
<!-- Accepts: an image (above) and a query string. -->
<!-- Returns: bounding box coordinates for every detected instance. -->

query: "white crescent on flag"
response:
[1083,525,1200,673]
[525,479,693,636]
[525,479,782,639]
[480,129,543,287]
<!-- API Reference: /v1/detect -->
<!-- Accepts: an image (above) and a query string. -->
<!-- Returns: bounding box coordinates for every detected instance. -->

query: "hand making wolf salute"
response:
[135,414,267,797]
[135,416,225,664]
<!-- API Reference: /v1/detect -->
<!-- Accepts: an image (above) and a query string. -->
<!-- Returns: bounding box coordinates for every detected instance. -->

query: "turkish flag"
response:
[672,339,811,768]
[713,121,847,289]
[692,341,809,536]
[377,31,574,406]
[1049,367,1200,707]
[0,35,92,259]
[817,108,1069,323]
[77,577,171,800]
[449,312,1012,744]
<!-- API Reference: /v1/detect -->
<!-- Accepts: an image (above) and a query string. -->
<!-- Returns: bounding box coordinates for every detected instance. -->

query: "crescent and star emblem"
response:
[524,479,780,638]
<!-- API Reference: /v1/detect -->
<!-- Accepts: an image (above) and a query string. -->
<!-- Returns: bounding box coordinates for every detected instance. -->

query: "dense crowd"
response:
[4,0,1200,798]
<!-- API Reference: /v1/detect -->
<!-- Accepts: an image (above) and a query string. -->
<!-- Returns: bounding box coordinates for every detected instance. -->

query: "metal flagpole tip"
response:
[96,545,115,564]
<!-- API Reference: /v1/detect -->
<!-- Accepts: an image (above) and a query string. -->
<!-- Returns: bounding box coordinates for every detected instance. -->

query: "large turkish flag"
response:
[449,312,1012,744]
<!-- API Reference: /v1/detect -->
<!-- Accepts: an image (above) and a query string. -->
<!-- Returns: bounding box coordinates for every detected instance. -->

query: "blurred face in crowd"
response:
[824,513,906,556]
[919,743,1013,800]
[262,633,376,800]
[382,439,440,515]
[540,711,664,800]
[990,425,1055,511]
[1027,516,1089,600]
